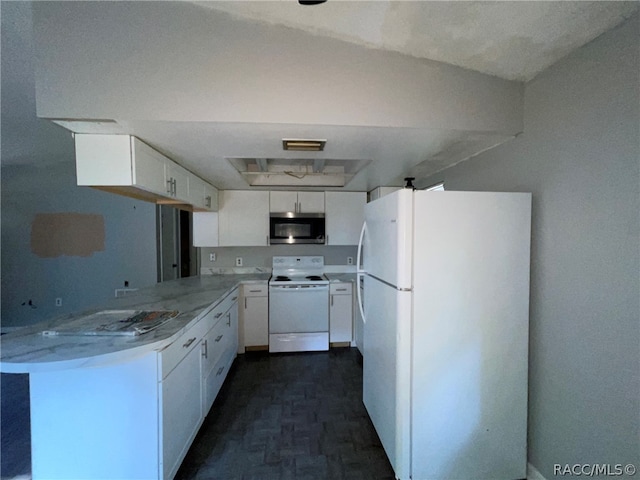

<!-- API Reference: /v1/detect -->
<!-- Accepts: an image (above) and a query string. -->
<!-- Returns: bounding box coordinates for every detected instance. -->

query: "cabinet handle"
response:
[326,235,329,244]
[249,289,261,293]
[232,296,238,301]
[205,195,211,208]
[166,178,173,194]
[215,334,223,342]
[336,288,347,292]
[266,235,269,245]
[216,366,224,376]
[226,314,231,326]
[214,312,223,319]
[298,202,301,212]
[202,339,208,358]
[183,337,196,348]
[244,297,247,309]
[331,295,334,306]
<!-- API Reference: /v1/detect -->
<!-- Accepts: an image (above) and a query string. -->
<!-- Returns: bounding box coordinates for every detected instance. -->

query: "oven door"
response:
[269,213,325,244]
[268,284,329,333]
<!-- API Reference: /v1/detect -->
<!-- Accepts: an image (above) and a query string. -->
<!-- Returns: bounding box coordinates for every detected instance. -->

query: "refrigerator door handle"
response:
[356,221,367,324]
[357,273,366,324]
[356,221,366,273]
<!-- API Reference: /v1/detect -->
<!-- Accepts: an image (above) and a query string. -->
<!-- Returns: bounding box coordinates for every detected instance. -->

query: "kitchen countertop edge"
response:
[0,274,270,374]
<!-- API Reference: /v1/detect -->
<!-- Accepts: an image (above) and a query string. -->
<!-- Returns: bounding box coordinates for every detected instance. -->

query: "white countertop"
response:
[0,274,270,374]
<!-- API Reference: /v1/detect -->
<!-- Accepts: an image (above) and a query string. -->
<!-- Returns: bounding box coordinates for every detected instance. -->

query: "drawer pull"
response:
[336,288,347,292]
[249,289,261,293]
[215,334,223,342]
[232,296,238,301]
[226,314,231,326]
[202,339,208,358]
[183,337,196,348]
[216,366,224,376]
[214,312,223,319]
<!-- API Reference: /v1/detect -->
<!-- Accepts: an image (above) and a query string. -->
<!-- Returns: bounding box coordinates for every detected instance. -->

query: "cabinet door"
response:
[297,192,325,213]
[219,191,269,246]
[243,296,269,347]
[166,162,190,202]
[204,183,219,211]
[132,137,169,195]
[270,191,298,213]
[330,292,353,343]
[188,175,206,208]
[161,343,202,480]
[325,192,366,245]
[193,212,219,247]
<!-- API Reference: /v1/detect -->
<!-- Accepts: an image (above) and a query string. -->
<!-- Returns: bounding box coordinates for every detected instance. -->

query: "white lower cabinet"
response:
[329,282,353,344]
[161,339,203,480]
[202,294,239,414]
[240,283,269,350]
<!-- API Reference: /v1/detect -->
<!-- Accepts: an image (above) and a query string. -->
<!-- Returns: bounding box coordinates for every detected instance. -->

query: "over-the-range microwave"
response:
[269,212,325,245]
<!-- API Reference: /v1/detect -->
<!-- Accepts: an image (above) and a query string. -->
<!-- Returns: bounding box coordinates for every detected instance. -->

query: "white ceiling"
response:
[3,1,638,191]
[196,1,639,81]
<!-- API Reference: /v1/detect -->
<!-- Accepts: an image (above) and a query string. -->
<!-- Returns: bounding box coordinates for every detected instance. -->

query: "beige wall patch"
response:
[31,213,106,258]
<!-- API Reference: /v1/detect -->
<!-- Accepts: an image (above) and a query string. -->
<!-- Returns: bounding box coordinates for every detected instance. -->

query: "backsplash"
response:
[200,245,358,269]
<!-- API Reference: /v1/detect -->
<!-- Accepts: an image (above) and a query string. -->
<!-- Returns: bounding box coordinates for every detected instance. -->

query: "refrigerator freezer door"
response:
[362,275,412,480]
[363,189,413,289]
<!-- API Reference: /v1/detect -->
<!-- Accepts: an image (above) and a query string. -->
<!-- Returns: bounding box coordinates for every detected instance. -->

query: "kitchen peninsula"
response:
[0,274,269,480]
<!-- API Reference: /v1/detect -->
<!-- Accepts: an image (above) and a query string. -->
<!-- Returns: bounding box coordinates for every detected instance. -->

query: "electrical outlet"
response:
[55,298,62,307]
[347,257,354,265]
[235,257,243,267]
[209,253,216,262]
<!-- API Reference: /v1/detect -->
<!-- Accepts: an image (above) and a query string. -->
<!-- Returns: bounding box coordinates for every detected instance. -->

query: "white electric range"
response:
[268,256,330,352]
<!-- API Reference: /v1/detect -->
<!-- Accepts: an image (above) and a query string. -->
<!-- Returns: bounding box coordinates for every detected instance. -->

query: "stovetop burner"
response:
[274,276,291,281]
[306,276,323,281]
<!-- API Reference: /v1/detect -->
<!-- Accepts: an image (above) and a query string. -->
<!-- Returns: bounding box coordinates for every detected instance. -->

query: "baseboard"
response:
[528,463,548,480]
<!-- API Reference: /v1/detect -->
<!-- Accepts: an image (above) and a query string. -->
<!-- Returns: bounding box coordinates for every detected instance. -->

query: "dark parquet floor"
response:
[175,348,395,480]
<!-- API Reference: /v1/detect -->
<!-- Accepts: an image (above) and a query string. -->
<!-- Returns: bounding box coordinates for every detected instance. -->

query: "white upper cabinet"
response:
[325,192,366,245]
[188,176,219,212]
[75,134,219,211]
[269,191,325,213]
[219,191,269,246]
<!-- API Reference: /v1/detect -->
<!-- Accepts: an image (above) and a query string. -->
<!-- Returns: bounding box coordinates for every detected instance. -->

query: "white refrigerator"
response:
[357,189,531,480]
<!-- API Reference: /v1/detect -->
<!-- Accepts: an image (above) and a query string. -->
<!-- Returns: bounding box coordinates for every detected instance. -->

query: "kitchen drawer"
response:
[330,282,353,295]
[207,288,239,322]
[242,284,268,297]
[202,312,234,376]
[203,342,236,415]
[159,318,209,380]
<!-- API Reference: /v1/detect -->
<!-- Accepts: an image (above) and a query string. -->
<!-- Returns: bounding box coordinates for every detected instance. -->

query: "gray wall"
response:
[201,245,357,270]
[1,2,158,328]
[421,15,639,478]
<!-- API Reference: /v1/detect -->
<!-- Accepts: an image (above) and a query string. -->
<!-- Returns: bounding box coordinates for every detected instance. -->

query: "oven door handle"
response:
[270,285,329,291]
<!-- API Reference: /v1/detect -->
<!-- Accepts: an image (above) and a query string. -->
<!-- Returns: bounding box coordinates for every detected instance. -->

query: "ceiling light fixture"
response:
[282,139,326,151]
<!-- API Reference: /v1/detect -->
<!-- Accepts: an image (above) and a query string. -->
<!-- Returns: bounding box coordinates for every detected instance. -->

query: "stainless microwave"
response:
[269,212,325,244]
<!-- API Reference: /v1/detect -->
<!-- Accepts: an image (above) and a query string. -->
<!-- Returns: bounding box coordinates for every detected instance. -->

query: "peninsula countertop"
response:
[0,274,270,373]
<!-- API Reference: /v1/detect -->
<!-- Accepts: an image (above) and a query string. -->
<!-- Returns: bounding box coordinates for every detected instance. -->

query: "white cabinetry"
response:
[368,186,401,202]
[219,191,270,246]
[270,191,324,213]
[201,290,238,414]
[325,192,366,245]
[329,282,353,345]
[193,212,219,247]
[240,283,269,351]
[75,133,219,211]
